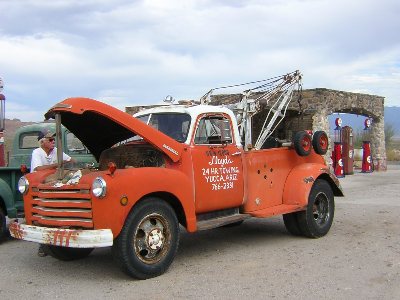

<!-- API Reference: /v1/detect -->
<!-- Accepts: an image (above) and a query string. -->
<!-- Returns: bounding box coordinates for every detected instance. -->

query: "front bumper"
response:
[9,221,113,248]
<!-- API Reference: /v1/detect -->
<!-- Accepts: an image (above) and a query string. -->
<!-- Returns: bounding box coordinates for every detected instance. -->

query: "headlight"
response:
[92,177,107,198]
[18,176,29,194]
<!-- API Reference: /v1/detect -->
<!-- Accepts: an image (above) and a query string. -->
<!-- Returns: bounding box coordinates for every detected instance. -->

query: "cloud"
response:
[0,0,399,121]
[6,101,46,121]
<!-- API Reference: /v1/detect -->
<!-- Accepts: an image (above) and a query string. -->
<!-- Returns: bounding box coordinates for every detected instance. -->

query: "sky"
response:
[0,0,399,121]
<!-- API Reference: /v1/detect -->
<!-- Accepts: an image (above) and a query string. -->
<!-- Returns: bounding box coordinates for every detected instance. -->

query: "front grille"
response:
[30,184,93,228]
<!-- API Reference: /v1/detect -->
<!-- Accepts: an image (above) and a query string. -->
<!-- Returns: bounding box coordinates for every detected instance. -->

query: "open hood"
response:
[44,97,184,162]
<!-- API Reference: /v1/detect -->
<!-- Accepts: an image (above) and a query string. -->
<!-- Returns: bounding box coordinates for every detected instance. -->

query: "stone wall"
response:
[300,89,386,171]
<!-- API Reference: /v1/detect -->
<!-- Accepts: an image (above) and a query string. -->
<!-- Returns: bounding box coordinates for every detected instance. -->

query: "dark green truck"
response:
[0,122,95,242]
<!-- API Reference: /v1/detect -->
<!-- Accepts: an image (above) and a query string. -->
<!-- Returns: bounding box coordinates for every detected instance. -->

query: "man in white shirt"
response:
[31,129,74,172]
[31,129,75,256]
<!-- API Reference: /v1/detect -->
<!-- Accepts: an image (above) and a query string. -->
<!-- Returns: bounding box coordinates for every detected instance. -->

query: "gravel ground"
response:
[1,165,399,300]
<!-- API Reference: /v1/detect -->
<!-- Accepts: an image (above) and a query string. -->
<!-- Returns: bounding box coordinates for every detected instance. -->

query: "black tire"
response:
[312,131,329,155]
[112,198,180,280]
[283,213,302,236]
[43,245,94,261]
[297,179,335,238]
[293,131,312,156]
[0,207,7,243]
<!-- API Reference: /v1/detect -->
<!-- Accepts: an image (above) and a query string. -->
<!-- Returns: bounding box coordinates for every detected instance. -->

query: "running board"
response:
[197,214,250,231]
[249,204,305,218]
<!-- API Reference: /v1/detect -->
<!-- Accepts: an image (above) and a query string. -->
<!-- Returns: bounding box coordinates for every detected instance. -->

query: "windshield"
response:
[137,113,191,143]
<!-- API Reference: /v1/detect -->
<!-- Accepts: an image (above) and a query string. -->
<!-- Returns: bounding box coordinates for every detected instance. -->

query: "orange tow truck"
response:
[10,71,343,279]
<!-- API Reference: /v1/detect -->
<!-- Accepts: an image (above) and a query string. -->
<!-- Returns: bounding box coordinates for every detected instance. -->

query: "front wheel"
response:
[112,198,180,280]
[297,179,335,238]
[43,245,94,260]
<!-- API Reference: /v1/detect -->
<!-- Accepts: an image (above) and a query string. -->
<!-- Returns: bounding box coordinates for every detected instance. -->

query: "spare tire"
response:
[293,131,312,156]
[312,131,329,155]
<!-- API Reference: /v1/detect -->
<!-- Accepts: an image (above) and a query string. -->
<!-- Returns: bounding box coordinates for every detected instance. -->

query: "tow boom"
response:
[200,70,302,150]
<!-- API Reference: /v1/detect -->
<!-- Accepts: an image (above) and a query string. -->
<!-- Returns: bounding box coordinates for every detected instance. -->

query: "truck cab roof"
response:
[134,104,233,116]
[133,104,242,147]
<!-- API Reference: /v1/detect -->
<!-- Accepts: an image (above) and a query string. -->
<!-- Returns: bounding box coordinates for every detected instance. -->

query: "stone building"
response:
[299,89,385,171]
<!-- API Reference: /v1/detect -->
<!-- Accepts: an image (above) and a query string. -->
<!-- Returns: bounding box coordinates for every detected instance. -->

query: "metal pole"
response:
[55,113,63,180]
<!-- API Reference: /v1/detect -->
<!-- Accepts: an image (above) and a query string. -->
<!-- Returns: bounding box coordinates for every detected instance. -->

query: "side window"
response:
[194,115,232,145]
[19,132,40,149]
[66,132,87,154]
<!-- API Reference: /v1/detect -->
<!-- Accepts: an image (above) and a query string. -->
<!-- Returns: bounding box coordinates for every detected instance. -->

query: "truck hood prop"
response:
[44,97,184,162]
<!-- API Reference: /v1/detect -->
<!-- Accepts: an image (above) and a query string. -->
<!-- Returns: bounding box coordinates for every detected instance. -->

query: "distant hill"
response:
[328,106,400,137]
[384,107,400,137]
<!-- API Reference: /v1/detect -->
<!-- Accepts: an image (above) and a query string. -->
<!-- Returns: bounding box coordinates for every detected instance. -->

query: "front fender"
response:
[86,167,196,237]
[0,178,17,217]
[282,163,342,207]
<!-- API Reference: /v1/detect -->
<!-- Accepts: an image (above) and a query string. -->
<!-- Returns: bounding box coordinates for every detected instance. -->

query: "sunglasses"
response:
[47,138,55,142]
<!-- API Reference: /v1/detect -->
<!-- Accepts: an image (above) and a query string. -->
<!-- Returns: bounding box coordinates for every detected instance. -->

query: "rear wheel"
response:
[44,245,94,261]
[112,198,179,279]
[283,213,302,236]
[297,179,335,238]
[293,131,312,156]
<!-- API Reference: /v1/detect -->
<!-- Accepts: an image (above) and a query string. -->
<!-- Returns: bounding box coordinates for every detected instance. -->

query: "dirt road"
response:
[1,166,399,299]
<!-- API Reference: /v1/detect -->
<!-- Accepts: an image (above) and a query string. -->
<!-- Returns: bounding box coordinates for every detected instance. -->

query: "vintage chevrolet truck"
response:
[10,71,343,279]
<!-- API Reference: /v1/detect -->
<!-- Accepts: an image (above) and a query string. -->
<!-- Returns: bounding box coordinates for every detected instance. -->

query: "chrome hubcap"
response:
[134,213,170,264]
[313,192,330,227]
[147,228,164,250]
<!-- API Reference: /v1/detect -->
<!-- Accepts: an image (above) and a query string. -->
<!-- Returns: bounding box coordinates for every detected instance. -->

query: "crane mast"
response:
[200,70,302,150]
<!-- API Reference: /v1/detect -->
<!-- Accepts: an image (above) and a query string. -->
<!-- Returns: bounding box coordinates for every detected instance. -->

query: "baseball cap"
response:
[38,129,56,141]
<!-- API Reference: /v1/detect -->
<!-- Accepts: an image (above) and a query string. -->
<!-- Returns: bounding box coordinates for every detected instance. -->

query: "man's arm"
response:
[33,163,59,171]
[32,157,77,172]
[33,158,76,171]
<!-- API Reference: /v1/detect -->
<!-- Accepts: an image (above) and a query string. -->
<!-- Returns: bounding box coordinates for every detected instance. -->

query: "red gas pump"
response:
[332,117,344,178]
[361,118,372,173]
[342,126,354,175]
[0,77,5,167]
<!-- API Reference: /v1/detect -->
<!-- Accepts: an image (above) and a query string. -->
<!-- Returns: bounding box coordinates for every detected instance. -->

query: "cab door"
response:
[190,113,244,213]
